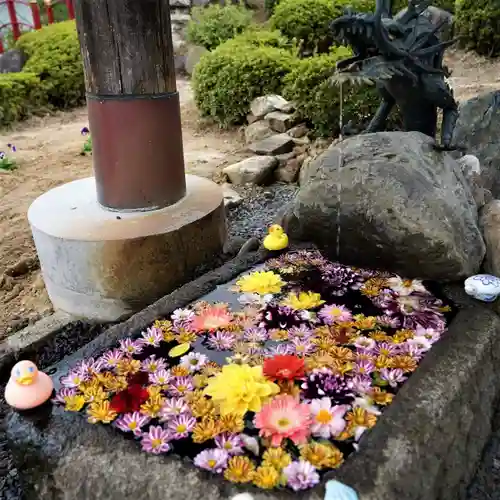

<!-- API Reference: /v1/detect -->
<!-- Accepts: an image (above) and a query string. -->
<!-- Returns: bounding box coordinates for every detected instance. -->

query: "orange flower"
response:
[224,456,255,483]
[192,304,233,332]
[391,355,418,372]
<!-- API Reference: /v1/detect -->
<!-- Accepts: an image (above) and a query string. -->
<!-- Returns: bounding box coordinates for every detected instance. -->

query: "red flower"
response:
[110,384,149,413]
[128,371,149,386]
[263,355,305,381]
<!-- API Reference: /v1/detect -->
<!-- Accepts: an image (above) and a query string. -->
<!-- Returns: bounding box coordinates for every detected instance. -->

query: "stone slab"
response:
[5,272,500,500]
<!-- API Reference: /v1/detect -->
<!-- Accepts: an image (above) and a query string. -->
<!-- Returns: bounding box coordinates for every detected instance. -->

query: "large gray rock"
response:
[250,95,290,119]
[244,120,274,144]
[454,90,500,198]
[479,200,500,277]
[223,155,277,184]
[286,131,485,280]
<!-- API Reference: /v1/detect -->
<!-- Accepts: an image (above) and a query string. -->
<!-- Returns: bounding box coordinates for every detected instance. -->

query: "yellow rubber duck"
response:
[263,224,289,251]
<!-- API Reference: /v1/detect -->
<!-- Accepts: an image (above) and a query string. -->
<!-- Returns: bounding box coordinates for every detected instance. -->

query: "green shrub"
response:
[283,47,398,136]
[228,27,292,48]
[0,72,46,127]
[192,38,296,126]
[186,4,253,50]
[17,21,84,109]
[455,0,500,57]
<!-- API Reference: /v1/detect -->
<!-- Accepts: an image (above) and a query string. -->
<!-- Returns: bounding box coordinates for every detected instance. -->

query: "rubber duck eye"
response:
[28,366,34,373]
[15,369,21,377]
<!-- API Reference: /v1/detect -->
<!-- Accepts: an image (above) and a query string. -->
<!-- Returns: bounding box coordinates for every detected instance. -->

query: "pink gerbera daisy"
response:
[191,304,233,332]
[318,304,352,324]
[254,395,311,447]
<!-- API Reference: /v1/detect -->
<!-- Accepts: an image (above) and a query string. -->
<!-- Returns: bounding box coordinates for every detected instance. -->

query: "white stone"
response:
[223,156,278,185]
[464,274,500,302]
[28,175,225,322]
[250,95,290,119]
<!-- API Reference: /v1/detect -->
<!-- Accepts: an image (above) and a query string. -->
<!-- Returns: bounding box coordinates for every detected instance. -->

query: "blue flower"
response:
[81,127,90,136]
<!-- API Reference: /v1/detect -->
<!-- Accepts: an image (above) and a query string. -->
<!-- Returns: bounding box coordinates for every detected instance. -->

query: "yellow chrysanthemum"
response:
[369,331,392,342]
[201,362,221,377]
[369,387,394,406]
[147,386,163,398]
[87,400,117,424]
[115,358,141,376]
[353,315,378,330]
[154,319,172,331]
[391,355,418,372]
[391,329,415,343]
[300,441,344,469]
[192,418,222,443]
[345,407,377,429]
[64,394,86,412]
[262,447,292,470]
[219,414,245,433]
[252,466,281,489]
[280,291,325,310]
[175,330,197,344]
[140,395,165,418]
[170,365,190,377]
[269,329,289,341]
[203,364,280,416]
[97,372,128,393]
[224,456,256,483]
[162,331,176,342]
[81,384,108,404]
[360,278,388,297]
[329,346,355,361]
[236,271,285,295]
[190,397,216,418]
[374,355,394,370]
[193,374,210,389]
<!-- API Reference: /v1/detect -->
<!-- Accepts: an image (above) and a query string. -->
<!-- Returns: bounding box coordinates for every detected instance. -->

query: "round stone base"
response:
[28,175,226,322]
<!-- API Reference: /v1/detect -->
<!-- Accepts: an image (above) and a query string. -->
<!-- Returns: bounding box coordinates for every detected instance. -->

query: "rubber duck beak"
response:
[17,374,35,385]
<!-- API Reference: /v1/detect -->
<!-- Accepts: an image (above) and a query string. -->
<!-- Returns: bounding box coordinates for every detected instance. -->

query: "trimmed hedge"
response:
[455,0,500,57]
[283,47,400,137]
[186,4,253,50]
[192,33,296,126]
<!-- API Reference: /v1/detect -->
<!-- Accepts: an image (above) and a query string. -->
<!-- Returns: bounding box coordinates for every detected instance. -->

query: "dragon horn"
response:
[374,0,407,57]
[412,37,458,57]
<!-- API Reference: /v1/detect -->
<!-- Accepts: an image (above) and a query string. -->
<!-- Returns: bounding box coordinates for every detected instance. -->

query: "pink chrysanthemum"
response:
[318,304,353,324]
[141,426,171,454]
[191,305,233,332]
[114,411,151,436]
[254,395,311,447]
[100,349,124,368]
[159,397,190,422]
[193,448,229,474]
[52,387,77,404]
[141,355,167,373]
[149,369,172,386]
[309,397,349,439]
[138,326,164,347]
[283,460,320,491]
[118,338,143,355]
[167,414,197,439]
[214,433,244,456]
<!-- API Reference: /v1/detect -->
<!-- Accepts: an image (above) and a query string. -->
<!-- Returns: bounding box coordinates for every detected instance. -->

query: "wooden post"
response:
[6,0,21,39]
[65,0,74,19]
[30,0,42,30]
[44,0,54,24]
[73,0,186,211]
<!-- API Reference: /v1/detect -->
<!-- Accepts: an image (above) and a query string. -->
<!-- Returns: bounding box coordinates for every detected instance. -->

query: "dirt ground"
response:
[0,50,499,339]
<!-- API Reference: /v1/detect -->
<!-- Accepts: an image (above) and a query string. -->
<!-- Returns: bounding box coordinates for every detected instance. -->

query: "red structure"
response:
[0,0,75,52]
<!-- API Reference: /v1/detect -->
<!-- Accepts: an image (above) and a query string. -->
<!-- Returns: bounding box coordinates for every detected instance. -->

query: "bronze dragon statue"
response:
[330,0,460,150]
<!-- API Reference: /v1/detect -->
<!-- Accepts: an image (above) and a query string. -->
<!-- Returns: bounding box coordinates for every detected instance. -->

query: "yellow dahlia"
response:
[236,271,285,295]
[281,291,325,310]
[87,400,117,424]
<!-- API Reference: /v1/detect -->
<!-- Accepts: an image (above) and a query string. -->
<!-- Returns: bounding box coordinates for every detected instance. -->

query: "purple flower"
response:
[52,387,77,404]
[7,143,16,152]
[301,368,354,405]
[374,342,398,357]
[171,308,195,323]
[141,355,167,373]
[415,325,444,341]
[74,357,104,375]
[243,327,268,342]
[207,331,236,351]
[159,397,190,421]
[118,338,143,355]
[141,426,172,454]
[167,414,197,439]
[193,449,229,474]
[81,126,90,136]
[398,341,425,359]
[0,151,6,160]
[288,325,313,339]
[266,343,293,356]
[138,326,163,347]
[114,412,150,436]
[284,460,320,491]
[353,337,376,351]
[180,352,208,372]
[321,264,363,295]
[354,360,376,376]
[100,349,124,368]
[149,369,172,386]
[168,376,194,397]
[380,368,407,387]
[348,375,373,394]
[214,433,244,455]
[60,369,88,388]
[318,304,353,325]
[377,314,401,328]
[289,336,316,356]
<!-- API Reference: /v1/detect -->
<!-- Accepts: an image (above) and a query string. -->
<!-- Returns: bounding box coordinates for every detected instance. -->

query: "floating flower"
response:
[387,277,427,296]
[283,460,320,491]
[64,394,86,412]
[352,395,381,416]
[192,304,233,332]
[159,397,190,421]
[114,411,150,436]
[309,397,349,439]
[224,456,256,483]
[236,271,285,295]
[281,291,325,311]
[194,449,229,474]
[263,355,305,381]
[204,364,279,416]
[345,407,377,441]
[168,376,194,397]
[238,293,274,308]
[118,338,143,355]
[167,414,197,439]
[171,308,195,323]
[390,355,418,372]
[267,343,293,356]
[81,384,108,404]
[207,331,237,351]
[149,369,171,387]
[348,375,373,394]
[253,465,281,489]
[262,447,292,470]
[243,327,268,342]
[369,387,394,406]
[60,370,87,388]
[87,400,118,424]
[219,414,245,433]
[299,441,344,469]
[52,387,77,405]
[322,264,362,295]
[354,359,376,376]
[139,326,164,347]
[254,395,311,447]
[215,433,244,455]
[380,368,407,387]
[116,359,141,377]
[192,418,222,443]
[289,336,316,357]
[318,304,352,324]
[301,369,354,404]
[140,394,166,418]
[97,372,128,393]
[141,426,171,454]
[81,126,90,135]
[109,384,149,414]
[180,352,208,372]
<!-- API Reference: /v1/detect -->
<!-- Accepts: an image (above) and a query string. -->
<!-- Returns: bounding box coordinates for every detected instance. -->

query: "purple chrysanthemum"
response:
[100,349,124,368]
[138,326,163,347]
[214,433,244,456]
[141,355,167,373]
[149,369,172,386]
[374,342,398,357]
[284,460,320,491]
[289,336,316,356]
[193,449,229,474]
[243,327,268,342]
[353,337,377,351]
[168,376,194,397]
[118,338,143,356]
[377,314,401,328]
[159,397,190,421]
[59,369,88,388]
[207,331,236,351]
[167,414,197,439]
[180,352,208,373]
[266,343,293,356]
[318,304,353,325]
[321,264,363,296]
[398,341,425,359]
[74,357,104,376]
[288,325,313,339]
[114,411,151,436]
[348,375,373,394]
[52,387,77,404]
[141,426,171,454]
[301,368,354,404]
[380,368,407,387]
[354,360,376,377]
[171,308,195,323]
